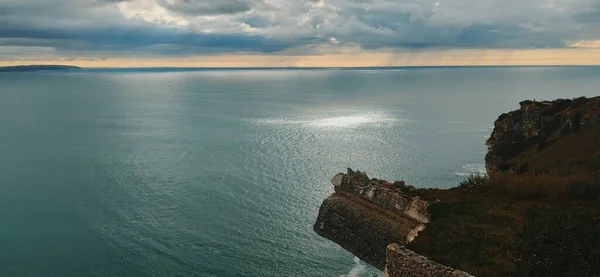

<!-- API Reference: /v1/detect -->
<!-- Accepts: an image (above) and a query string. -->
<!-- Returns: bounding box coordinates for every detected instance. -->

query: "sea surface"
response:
[1,66,599,277]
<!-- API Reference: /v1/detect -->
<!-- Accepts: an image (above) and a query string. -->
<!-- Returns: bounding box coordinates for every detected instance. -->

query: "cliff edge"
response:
[486,96,600,175]
[314,97,600,277]
[313,169,471,276]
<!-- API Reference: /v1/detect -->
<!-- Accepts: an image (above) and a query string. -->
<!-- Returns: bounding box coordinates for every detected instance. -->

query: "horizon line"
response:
[4,64,600,70]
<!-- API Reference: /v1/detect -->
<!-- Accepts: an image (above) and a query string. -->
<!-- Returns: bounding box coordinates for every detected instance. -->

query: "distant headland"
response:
[0,65,82,72]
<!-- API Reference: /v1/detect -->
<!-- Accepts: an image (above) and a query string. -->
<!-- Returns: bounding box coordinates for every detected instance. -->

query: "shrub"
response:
[459,173,489,189]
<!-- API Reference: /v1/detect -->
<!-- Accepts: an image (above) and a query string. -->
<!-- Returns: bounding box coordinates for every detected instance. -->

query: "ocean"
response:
[1,67,599,276]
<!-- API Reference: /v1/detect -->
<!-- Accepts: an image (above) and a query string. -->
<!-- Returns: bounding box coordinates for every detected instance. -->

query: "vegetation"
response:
[458,173,489,189]
[405,110,600,276]
[409,171,600,277]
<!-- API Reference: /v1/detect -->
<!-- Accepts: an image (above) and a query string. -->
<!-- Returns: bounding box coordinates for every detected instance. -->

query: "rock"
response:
[314,170,433,270]
[393,181,407,190]
[331,173,344,187]
[314,194,424,269]
[368,179,381,188]
[405,196,430,224]
[486,97,600,174]
[382,181,394,189]
[347,168,370,186]
[383,244,474,277]
[335,172,430,224]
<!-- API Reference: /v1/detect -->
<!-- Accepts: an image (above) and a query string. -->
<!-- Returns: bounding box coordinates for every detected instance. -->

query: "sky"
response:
[1,0,600,67]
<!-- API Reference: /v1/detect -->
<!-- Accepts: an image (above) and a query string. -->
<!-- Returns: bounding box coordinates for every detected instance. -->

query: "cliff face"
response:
[384,244,471,277]
[313,169,458,272]
[485,97,600,174]
[314,193,421,269]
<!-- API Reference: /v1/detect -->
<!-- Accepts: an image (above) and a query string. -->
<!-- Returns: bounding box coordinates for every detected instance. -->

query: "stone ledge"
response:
[384,244,473,277]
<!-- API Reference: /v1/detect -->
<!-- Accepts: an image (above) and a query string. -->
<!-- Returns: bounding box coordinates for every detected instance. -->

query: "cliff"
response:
[384,244,471,277]
[313,169,470,275]
[409,97,600,276]
[485,96,600,175]
[314,97,600,277]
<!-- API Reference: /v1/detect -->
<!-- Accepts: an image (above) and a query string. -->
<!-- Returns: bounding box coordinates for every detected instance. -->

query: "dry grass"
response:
[508,126,600,176]
[485,171,597,201]
[408,98,600,276]
[409,171,600,277]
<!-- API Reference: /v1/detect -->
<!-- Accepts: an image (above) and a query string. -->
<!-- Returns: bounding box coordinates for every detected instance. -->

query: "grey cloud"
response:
[1,0,600,60]
[157,0,254,15]
[310,0,600,49]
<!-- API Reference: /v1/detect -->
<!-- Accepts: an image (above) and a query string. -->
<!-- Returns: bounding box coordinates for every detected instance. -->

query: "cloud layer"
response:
[1,0,600,60]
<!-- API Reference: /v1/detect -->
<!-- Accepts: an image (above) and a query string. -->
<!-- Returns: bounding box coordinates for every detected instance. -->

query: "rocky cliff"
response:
[485,96,600,174]
[313,169,468,274]
[314,97,600,277]
[384,244,472,277]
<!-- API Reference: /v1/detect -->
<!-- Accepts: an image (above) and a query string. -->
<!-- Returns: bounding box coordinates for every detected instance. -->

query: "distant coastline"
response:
[0,65,82,72]
[2,65,600,74]
[3,65,600,73]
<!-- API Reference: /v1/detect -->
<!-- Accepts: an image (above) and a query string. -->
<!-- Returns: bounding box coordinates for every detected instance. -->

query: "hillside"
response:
[409,97,600,277]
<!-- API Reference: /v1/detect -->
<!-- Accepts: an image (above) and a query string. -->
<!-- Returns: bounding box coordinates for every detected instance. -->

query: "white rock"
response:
[331,173,344,187]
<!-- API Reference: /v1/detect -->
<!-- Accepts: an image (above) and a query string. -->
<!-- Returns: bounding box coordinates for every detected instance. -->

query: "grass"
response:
[408,171,600,277]
[452,170,599,201]
[486,171,598,201]
[405,99,600,276]
[500,126,600,177]
[520,208,600,277]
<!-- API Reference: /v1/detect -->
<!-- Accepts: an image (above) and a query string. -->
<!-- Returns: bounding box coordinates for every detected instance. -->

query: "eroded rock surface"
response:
[314,194,423,269]
[313,168,430,270]
[384,244,473,277]
[485,97,600,173]
[332,168,430,224]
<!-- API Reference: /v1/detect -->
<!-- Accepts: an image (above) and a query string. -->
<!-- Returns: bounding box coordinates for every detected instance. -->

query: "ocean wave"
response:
[432,121,477,125]
[361,69,408,72]
[455,172,473,177]
[455,163,487,177]
[341,257,366,277]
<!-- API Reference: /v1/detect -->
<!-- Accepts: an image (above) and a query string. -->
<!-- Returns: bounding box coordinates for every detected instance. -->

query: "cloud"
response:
[1,0,600,60]
[569,40,600,49]
[157,0,254,15]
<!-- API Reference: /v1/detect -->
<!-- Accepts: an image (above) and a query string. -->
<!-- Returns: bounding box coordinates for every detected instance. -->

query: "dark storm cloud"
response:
[157,0,254,16]
[0,0,292,59]
[0,21,290,54]
[1,0,600,59]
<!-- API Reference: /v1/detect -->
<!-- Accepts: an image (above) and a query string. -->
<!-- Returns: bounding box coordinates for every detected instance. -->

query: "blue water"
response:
[1,67,599,277]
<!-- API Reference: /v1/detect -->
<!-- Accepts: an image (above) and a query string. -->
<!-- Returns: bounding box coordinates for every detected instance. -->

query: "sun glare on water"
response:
[251,113,402,129]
